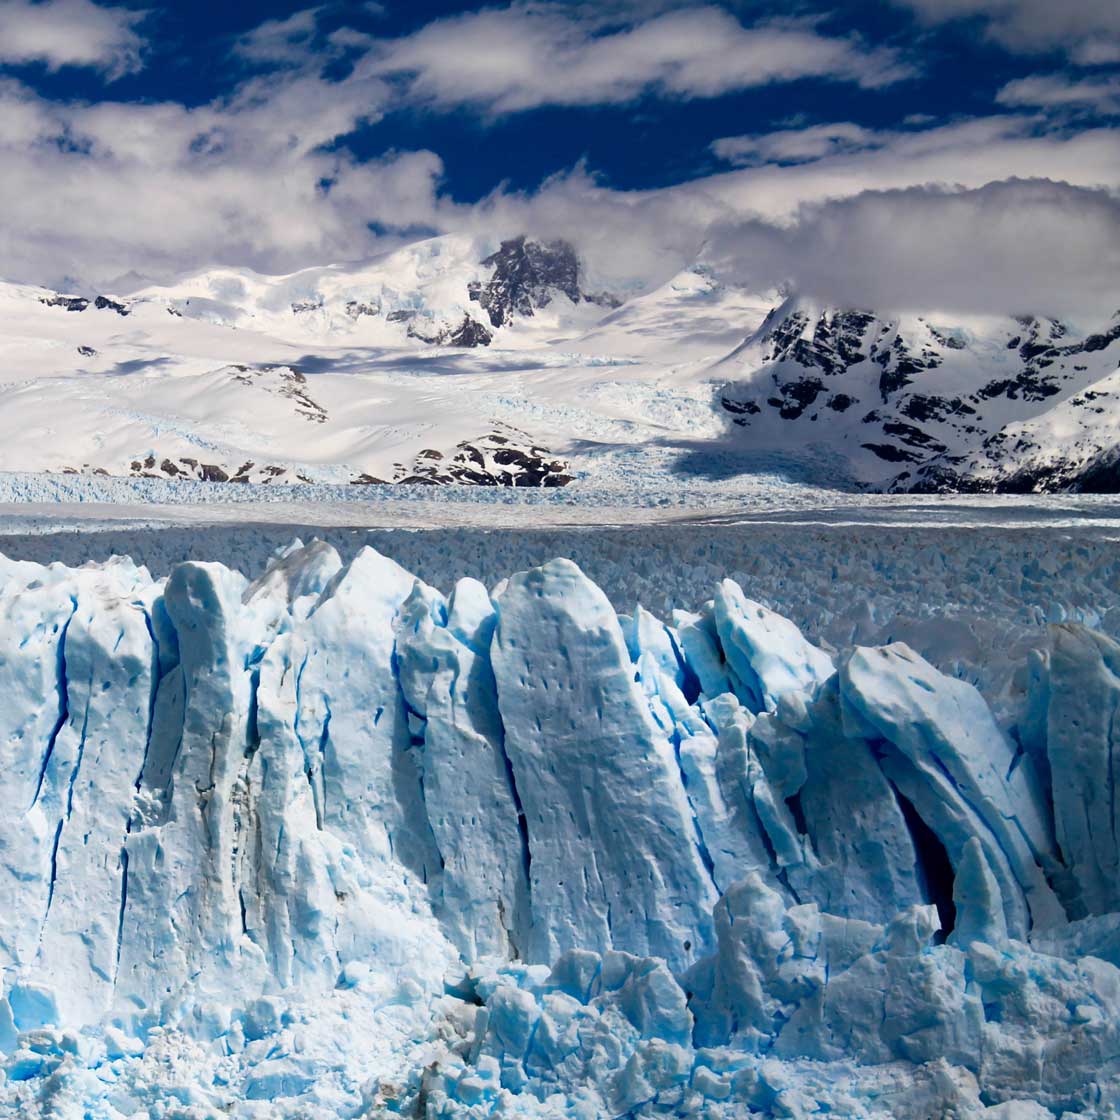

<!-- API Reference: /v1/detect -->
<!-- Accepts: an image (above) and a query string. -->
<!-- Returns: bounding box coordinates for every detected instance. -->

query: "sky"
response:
[0,0,1117,317]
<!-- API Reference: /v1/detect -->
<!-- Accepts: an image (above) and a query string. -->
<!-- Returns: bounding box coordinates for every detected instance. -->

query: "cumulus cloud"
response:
[889,0,1120,63]
[997,73,1120,114]
[364,5,914,115]
[3,66,1120,313]
[0,0,145,78]
[482,114,1120,295]
[0,69,436,289]
[705,179,1120,320]
[695,116,1120,222]
[0,3,1117,325]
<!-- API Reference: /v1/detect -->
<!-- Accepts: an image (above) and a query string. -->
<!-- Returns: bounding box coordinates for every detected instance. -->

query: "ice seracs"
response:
[0,541,1119,1115]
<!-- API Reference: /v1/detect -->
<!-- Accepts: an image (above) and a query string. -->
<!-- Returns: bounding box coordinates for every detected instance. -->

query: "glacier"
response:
[0,541,1118,1117]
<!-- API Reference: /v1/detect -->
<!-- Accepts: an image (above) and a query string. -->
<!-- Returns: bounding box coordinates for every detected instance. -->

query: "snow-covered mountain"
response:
[122,232,618,350]
[717,297,1120,492]
[2,233,1118,493]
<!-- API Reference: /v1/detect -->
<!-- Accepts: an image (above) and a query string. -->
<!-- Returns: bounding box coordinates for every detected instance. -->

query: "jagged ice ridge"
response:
[0,542,1118,1117]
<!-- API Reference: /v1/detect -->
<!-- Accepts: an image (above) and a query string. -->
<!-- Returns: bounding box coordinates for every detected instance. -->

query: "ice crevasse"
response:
[0,541,1118,1117]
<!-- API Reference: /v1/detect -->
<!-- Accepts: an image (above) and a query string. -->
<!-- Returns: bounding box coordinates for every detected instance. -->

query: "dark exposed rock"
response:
[398,432,573,487]
[471,236,584,328]
[977,319,1119,405]
[77,345,97,357]
[94,296,130,316]
[872,334,942,400]
[723,300,1120,496]
[881,421,947,453]
[41,294,89,312]
[721,395,761,418]
[764,310,874,378]
[387,309,417,322]
[898,465,985,495]
[405,314,493,348]
[771,377,826,420]
[929,327,966,350]
[1083,330,1120,353]
[861,442,921,463]
[1071,447,1120,493]
[448,316,493,348]
[583,291,623,310]
[345,300,379,319]
[232,365,328,423]
[406,320,447,344]
[122,456,295,484]
[976,372,1061,402]
[900,394,976,423]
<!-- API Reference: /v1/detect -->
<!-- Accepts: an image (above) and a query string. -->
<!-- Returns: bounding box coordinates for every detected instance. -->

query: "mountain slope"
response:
[715,297,1120,491]
[1,234,1118,493]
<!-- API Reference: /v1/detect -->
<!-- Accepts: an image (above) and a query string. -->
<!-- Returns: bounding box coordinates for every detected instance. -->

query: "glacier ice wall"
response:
[0,542,1118,1117]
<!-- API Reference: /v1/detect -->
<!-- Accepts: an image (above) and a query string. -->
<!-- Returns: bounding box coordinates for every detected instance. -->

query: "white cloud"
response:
[0,67,435,289]
[234,9,323,66]
[470,114,1120,298]
[712,122,884,167]
[363,5,914,115]
[0,0,145,78]
[4,79,1120,311]
[889,0,1120,63]
[0,5,1117,325]
[704,179,1120,320]
[693,116,1120,223]
[997,73,1120,114]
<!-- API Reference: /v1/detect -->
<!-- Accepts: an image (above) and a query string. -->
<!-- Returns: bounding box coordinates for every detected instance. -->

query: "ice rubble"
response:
[0,542,1118,1117]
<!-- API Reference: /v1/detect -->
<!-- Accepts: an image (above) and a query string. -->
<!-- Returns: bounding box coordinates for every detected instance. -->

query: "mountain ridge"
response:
[716,295,1120,493]
[3,234,1118,494]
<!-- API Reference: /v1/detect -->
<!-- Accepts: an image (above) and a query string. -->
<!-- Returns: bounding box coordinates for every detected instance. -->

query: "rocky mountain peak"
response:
[719,297,1120,494]
[468,235,617,330]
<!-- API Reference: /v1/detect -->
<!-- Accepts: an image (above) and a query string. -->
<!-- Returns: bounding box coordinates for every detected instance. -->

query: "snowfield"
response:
[1,231,1117,495]
[0,518,1118,1117]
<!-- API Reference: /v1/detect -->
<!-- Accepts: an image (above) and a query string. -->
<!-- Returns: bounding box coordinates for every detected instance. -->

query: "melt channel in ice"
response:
[0,542,1117,1119]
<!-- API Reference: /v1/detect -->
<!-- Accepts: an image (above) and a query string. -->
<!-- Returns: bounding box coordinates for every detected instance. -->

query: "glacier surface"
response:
[0,541,1117,1117]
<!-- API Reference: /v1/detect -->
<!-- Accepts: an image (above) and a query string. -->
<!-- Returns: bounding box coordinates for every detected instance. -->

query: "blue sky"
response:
[0,0,1117,314]
[11,0,1037,197]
